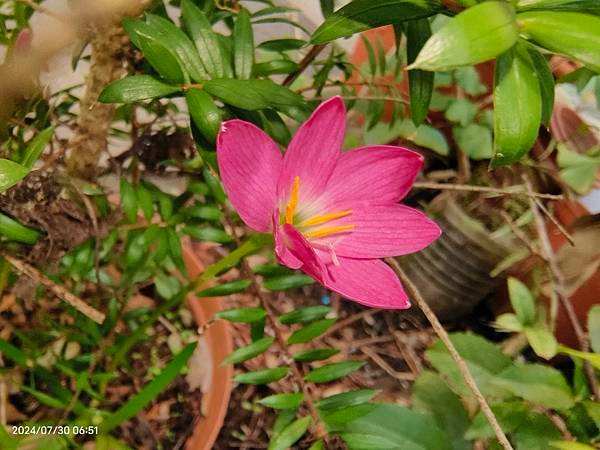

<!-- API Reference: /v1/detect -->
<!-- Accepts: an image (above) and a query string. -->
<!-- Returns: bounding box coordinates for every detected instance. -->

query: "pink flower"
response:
[217,96,441,309]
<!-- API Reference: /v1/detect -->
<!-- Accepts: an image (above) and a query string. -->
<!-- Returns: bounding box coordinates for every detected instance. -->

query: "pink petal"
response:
[274,222,326,283]
[323,257,410,309]
[277,96,346,205]
[217,120,282,232]
[324,145,423,208]
[307,204,441,259]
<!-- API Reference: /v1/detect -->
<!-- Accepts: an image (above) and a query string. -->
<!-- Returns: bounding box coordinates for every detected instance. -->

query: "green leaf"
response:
[413,124,449,155]
[280,306,331,324]
[197,280,251,297]
[135,183,154,222]
[253,60,299,76]
[558,345,600,370]
[0,159,28,193]
[317,389,377,411]
[557,144,600,194]
[183,225,232,243]
[517,0,600,12]
[551,442,597,450]
[311,0,441,44]
[308,440,325,450]
[466,401,529,439]
[0,212,40,244]
[181,0,230,78]
[453,123,493,160]
[233,8,254,79]
[492,43,542,166]
[268,416,311,450]
[524,325,558,359]
[293,347,340,362]
[263,274,314,291]
[588,305,600,353]
[259,392,303,410]
[119,178,137,223]
[493,363,574,410]
[216,307,266,323]
[494,313,524,332]
[204,79,310,122]
[527,47,555,126]
[445,99,477,126]
[406,18,433,126]
[0,338,30,367]
[304,361,365,383]
[186,88,222,143]
[287,318,336,344]
[519,11,600,72]
[258,39,306,52]
[320,0,334,18]
[234,367,289,384]
[507,277,537,325]
[22,126,53,169]
[183,204,222,221]
[513,412,562,450]
[410,2,518,71]
[101,342,197,432]
[340,433,398,449]
[223,336,274,364]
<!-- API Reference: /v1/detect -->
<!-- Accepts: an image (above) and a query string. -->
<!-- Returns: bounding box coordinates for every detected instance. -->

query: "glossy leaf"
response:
[22,126,53,169]
[253,60,299,76]
[233,8,254,79]
[492,44,542,166]
[100,76,180,103]
[410,1,518,71]
[292,348,340,363]
[268,416,311,450]
[317,389,377,411]
[311,0,441,44]
[527,47,555,126]
[223,336,274,364]
[263,274,314,291]
[259,392,303,410]
[0,159,28,193]
[304,361,365,383]
[234,367,289,384]
[0,212,40,244]
[287,318,336,344]
[279,306,331,324]
[215,307,266,323]
[406,18,433,126]
[186,88,222,143]
[258,39,306,52]
[197,280,250,297]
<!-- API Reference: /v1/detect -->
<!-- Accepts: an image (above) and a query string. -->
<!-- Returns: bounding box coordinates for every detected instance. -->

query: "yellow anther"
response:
[285,176,300,224]
[303,225,354,239]
[301,209,353,227]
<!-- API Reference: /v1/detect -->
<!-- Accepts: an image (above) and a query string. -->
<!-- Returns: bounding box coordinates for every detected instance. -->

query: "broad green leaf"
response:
[216,307,266,323]
[453,123,493,160]
[320,0,334,18]
[583,400,600,428]
[311,0,441,44]
[223,336,274,364]
[398,120,449,155]
[181,0,230,78]
[183,225,232,243]
[259,392,303,410]
[233,8,254,79]
[101,342,197,432]
[455,66,487,96]
[197,280,251,297]
[234,367,289,384]
[292,347,340,362]
[406,18,433,126]
[258,39,306,52]
[524,325,558,359]
[466,401,529,439]
[492,43,542,166]
[507,277,536,325]
[279,306,331,324]
[304,361,364,383]
[445,99,477,126]
[268,416,311,450]
[264,274,314,291]
[494,364,574,410]
[512,412,562,450]
[186,88,222,143]
[519,11,600,72]
[317,389,377,411]
[588,305,600,353]
[517,0,600,12]
[0,212,40,244]
[527,47,555,126]
[22,126,53,169]
[0,159,28,193]
[494,313,524,332]
[410,2,518,71]
[287,318,335,344]
[119,178,137,223]
[204,79,310,121]
[340,433,398,449]
[557,145,600,194]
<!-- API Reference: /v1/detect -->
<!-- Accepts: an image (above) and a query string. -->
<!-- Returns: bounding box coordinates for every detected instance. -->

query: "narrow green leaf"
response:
[517,0,600,12]
[507,277,537,326]
[588,305,600,353]
[559,345,600,370]
[183,225,232,243]
[258,39,306,52]
[519,11,600,72]
[233,8,254,79]
[21,386,67,409]
[304,361,365,383]
[186,88,222,143]
[317,389,377,411]
[259,392,303,410]
[0,212,40,244]
[492,43,542,166]
[268,416,311,450]
[551,442,597,450]
[223,336,274,364]
[292,347,339,362]
[0,338,30,367]
[527,47,555,126]
[287,318,335,344]
[22,127,53,169]
[311,0,441,44]
[263,274,314,291]
[182,204,222,221]
[216,307,266,323]
[253,60,299,76]
[406,18,433,126]
[279,306,331,324]
[135,183,154,222]
[320,0,334,18]
[197,279,251,297]
[101,342,197,432]
[0,159,28,193]
[100,76,179,104]
[119,178,137,223]
[308,440,325,450]
[410,1,518,71]
[234,367,289,384]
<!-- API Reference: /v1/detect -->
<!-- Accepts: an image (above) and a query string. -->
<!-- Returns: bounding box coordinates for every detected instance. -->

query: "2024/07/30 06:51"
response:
[11,425,98,435]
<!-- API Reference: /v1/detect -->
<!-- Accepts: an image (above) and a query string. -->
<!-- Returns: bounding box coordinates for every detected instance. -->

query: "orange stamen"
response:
[285,176,300,224]
[301,209,353,227]
[303,225,354,239]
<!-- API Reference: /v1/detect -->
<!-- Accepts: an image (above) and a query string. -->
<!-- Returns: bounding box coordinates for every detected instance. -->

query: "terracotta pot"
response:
[183,245,234,450]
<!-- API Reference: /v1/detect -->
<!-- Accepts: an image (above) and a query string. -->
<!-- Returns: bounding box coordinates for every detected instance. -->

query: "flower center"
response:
[283,176,354,239]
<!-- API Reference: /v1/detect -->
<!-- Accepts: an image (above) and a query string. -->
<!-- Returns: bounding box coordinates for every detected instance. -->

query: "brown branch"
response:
[413,181,564,200]
[1,253,105,324]
[386,258,514,450]
[533,198,575,247]
[283,44,327,87]
[523,175,600,401]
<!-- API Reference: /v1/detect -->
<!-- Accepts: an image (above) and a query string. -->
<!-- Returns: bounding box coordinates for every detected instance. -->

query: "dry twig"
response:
[413,181,563,200]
